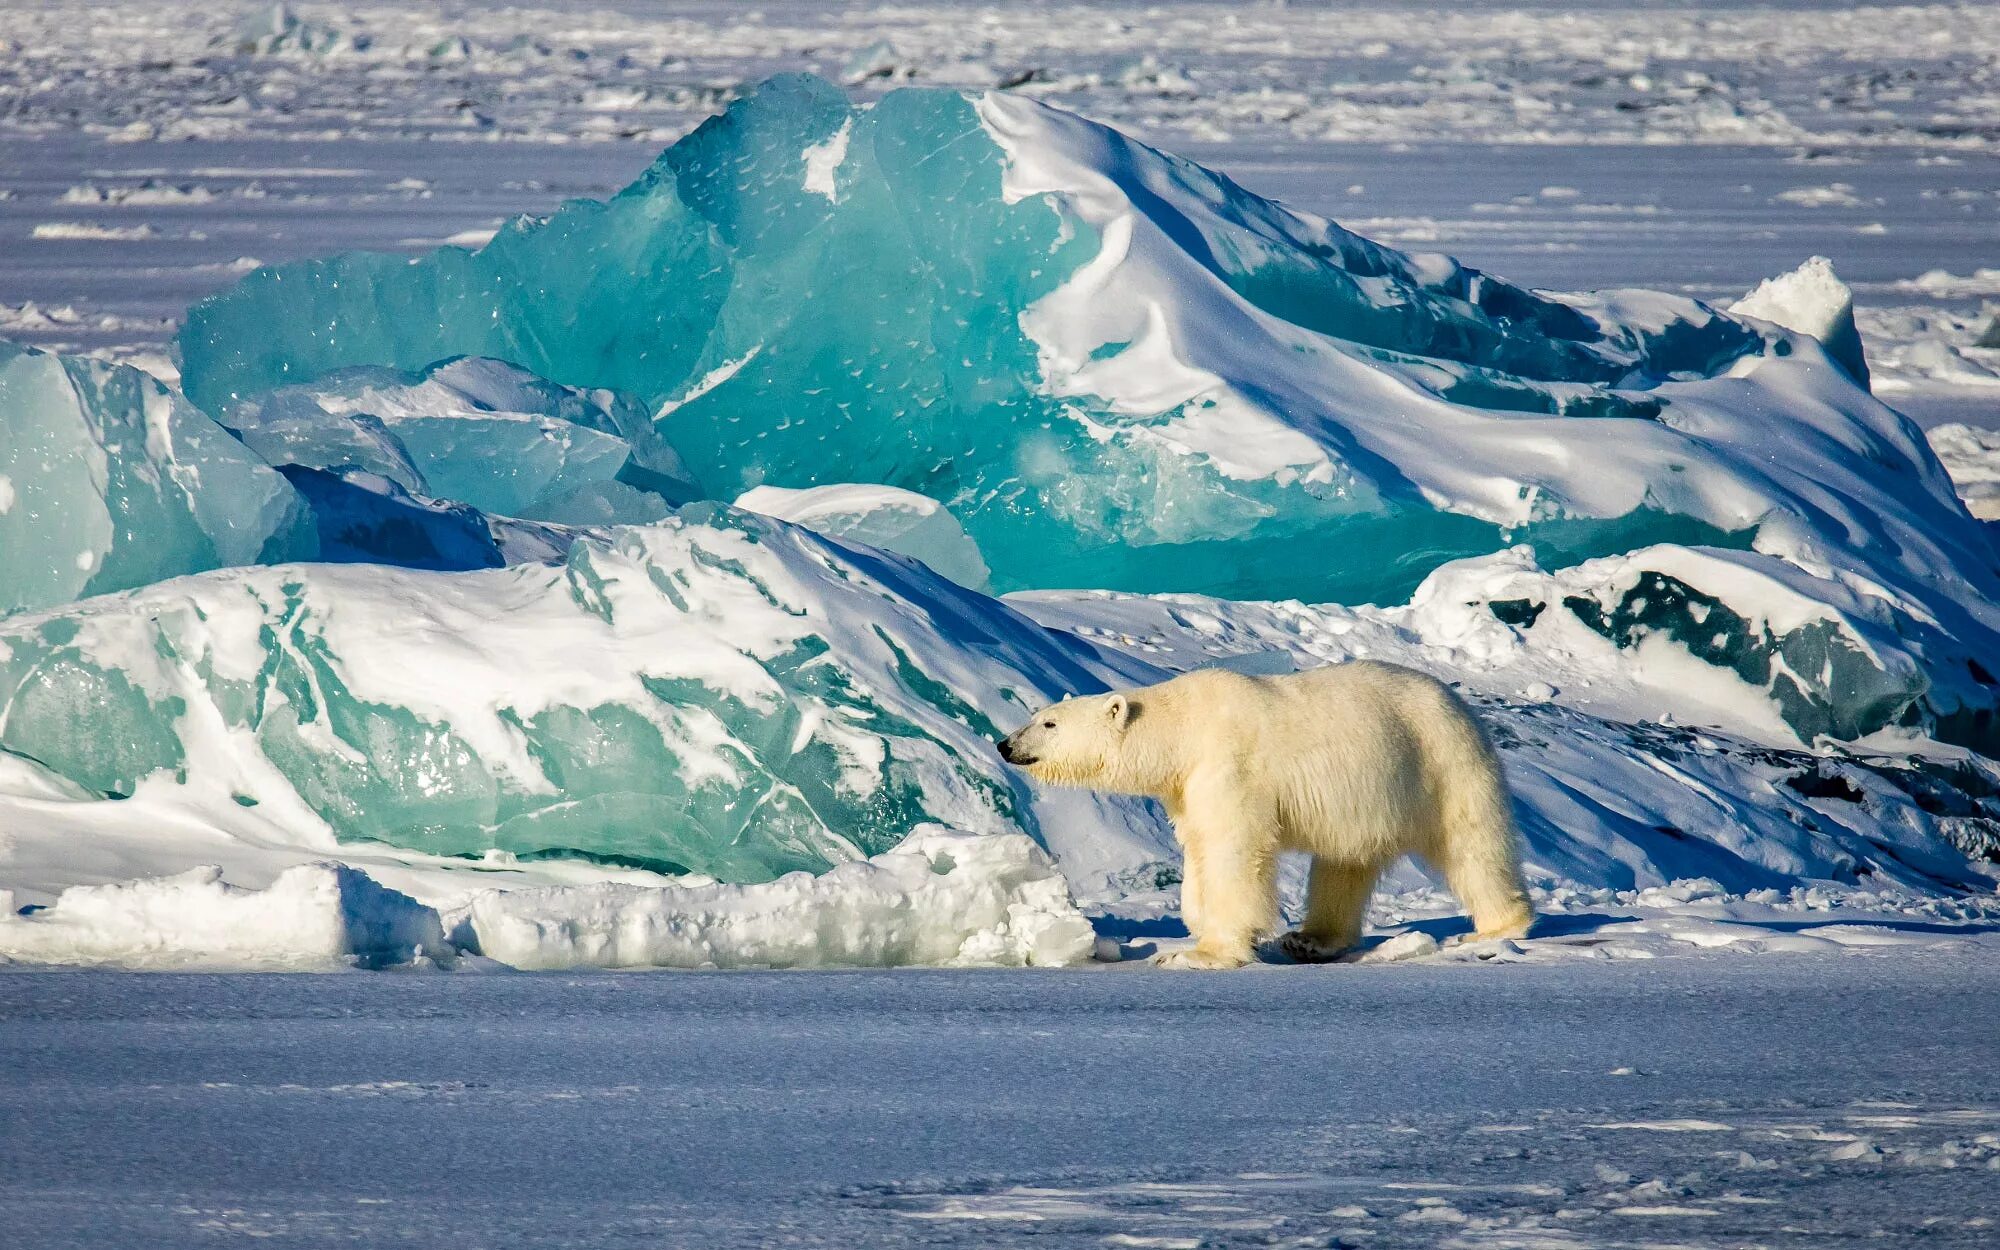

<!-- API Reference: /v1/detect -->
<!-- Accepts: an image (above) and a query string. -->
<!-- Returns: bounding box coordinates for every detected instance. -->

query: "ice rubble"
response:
[0,503,1163,886]
[0,863,445,970]
[0,831,1096,971]
[174,74,2000,750]
[1926,424,2000,521]
[0,341,315,615]
[453,828,1097,969]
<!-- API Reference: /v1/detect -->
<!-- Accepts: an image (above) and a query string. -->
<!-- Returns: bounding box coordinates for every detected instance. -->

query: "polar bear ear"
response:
[1105,694,1132,729]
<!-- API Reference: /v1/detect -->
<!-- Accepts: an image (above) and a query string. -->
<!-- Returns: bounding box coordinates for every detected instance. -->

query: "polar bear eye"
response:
[1042,720,1056,729]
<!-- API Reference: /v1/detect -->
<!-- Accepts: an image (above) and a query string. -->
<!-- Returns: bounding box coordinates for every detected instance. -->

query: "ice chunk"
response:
[221,356,701,526]
[841,39,903,84]
[1731,256,1869,387]
[0,340,316,615]
[453,828,1096,969]
[277,466,507,571]
[0,504,1158,882]
[736,483,991,591]
[1406,544,1936,746]
[220,3,367,57]
[0,863,447,970]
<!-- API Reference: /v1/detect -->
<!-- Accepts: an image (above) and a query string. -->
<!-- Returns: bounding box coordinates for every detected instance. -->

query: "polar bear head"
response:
[997,693,1134,787]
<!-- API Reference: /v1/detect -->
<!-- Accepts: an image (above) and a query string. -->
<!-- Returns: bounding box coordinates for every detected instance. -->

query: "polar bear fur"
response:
[998,662,1533,969]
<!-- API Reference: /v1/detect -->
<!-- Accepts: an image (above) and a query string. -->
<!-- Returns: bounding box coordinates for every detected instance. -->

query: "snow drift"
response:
[0,831,1097,971]
[0,862,445,970]
[451,828,1097,969]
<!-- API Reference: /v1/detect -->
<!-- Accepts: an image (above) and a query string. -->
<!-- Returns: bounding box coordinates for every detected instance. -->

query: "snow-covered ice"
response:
[0,830,1094,971]
[0,862,446,970]
[452,827,1098,970]
[736,483,993,593]
[0,1,1995,967]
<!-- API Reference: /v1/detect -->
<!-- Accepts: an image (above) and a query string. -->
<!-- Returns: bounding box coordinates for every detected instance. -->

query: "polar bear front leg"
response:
[1176,842,1206,938]
[1157,781,1278,970]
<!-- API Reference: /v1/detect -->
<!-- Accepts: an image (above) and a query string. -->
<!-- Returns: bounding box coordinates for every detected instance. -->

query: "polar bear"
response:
[997,662,1533,969]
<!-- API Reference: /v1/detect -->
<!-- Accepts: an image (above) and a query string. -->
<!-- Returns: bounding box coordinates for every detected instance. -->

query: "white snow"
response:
[801,117,852,200]
[1924,423,2000,519]
[735,483,993,592]
[1892,268,2000,299]
[31,222,157,240]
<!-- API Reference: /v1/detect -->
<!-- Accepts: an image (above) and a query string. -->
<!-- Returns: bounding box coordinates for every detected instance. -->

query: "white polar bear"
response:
[998,662,1533,969]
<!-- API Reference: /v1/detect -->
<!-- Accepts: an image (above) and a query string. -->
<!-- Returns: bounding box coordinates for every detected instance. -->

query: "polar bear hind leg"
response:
[1278,858,1378,962]
[1433,774,1534,946]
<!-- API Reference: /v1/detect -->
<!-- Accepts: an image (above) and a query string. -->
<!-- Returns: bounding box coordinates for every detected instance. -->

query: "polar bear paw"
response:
[1276,929,1350,964]
[1155,945,1251,970]
[1443,919,1533,948]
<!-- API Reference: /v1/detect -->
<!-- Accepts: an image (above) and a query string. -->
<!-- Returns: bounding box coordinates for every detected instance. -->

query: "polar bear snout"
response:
[995,732,1036,766]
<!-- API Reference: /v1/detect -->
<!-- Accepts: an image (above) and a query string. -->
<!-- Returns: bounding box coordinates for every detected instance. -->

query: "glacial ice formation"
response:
[0,341,316,615]
[174,73,2000,749]
[736,483,992,591]
[0,504,1156,882]
[180,72,1777,613]
[220,355,702,526]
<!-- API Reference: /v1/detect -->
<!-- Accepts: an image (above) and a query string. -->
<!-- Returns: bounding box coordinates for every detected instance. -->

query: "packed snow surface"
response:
[2,956,1997,1247]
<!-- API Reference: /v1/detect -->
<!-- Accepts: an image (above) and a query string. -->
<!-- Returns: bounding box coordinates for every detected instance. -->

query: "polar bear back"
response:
[1146,662,1500,865]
